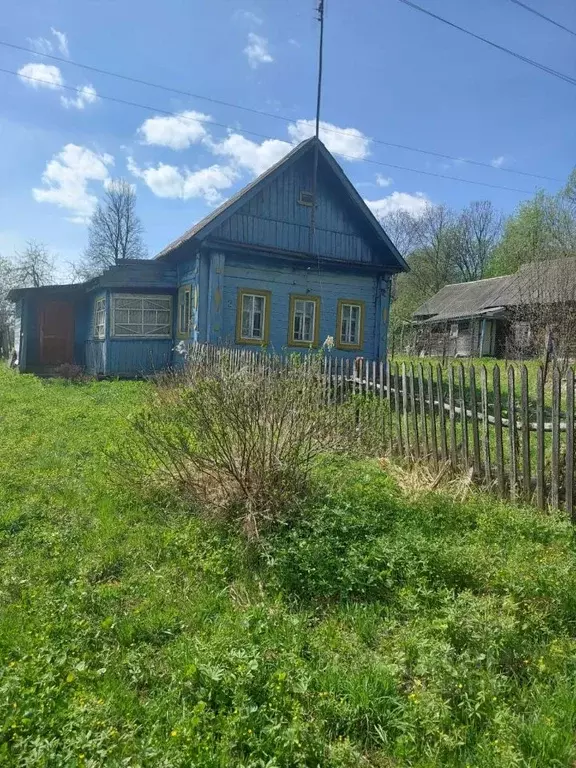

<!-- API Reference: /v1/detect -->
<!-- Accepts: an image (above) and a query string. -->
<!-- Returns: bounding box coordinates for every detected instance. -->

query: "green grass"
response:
[2,366,576,766]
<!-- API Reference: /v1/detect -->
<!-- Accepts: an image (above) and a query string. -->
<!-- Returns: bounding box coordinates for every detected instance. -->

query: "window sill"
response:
[235,336,267,346]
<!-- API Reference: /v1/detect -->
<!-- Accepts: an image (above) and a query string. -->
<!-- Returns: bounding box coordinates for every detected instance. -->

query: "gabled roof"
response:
[155,137,407,271]
[413,256,576,323]
[413,275,513,322]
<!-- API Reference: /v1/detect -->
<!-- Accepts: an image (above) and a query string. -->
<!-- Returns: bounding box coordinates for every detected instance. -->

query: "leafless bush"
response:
[118,350,360,539]
[55,363,88,382]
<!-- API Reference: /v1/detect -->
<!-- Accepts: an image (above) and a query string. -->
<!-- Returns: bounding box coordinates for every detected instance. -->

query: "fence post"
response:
[386,358,393,452]
[493,365,505,497]
[379,360,385,454]
[409,363,420,461]
[567,367,574,521]
[458,363,469,468]
[480,365,492,486]
[394,362,403,456]
[418,363,429,459]
[536,366,545,510]
[520,365,531,503]
[468,365,481,479]
[437,364,448,463]
[448,365,457,469]
[427,363,439,471]
[508,366,518,503]
[551,366,561,510]
[402,363,411,460]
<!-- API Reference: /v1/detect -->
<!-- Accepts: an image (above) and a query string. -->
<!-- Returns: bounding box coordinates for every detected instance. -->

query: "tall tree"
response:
[0,242,55,359]
[450,201,502,282]
[13,240,56,288]
[76,179,147,280]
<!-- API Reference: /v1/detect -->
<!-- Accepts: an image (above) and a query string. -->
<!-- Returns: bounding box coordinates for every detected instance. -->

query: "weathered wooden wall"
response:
[210,155,387,264]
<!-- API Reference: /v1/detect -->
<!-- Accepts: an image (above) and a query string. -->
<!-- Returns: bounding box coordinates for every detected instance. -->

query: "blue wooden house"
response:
[9,138,407,376]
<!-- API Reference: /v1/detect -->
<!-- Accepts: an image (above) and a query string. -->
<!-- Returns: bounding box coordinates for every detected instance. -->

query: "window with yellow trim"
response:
[236,289,271,344]
[177,285,192,338]
[336,299,364,349]
[288,295,320,347]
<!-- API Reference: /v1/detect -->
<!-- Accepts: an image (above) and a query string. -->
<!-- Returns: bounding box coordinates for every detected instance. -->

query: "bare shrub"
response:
[55,363,87,382]
[119,349,360,539]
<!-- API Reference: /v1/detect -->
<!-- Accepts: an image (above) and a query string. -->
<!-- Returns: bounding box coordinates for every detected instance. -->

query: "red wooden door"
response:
[39,301,74,366]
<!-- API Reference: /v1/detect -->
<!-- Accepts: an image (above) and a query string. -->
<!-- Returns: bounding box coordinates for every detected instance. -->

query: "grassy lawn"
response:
[2,366,576,766]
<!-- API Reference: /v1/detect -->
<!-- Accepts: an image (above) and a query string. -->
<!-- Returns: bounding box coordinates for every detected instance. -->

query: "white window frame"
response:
[111,294,173,339]
[450,323,459,338]
[337,301,364,349]
[289,295,320,346]
[93,296,106,339]
[240,293,266,341]
[177,285,192,339]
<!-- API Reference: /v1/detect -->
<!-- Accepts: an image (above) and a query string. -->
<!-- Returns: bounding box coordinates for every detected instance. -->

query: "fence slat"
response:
[536,366,545,510]
[448,366,457,469]
[386,359,393,451]
[401,363,410,460]
[468,365,481,479]
[409,364,420,461]
[458,364,469,468]
[493,365,505,497]
[437,365,448,463]
[551,367,561,510]
[418,363,429,460]
[394,362,403,456]
[379,360,385,454]
[427,364,439,471]
[508,366,518,503]
[480,365,492,486]
[520,365,531,502]
[567,368,574,520]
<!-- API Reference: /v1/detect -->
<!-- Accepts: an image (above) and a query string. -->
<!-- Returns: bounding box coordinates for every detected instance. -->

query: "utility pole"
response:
[309,0,325,255]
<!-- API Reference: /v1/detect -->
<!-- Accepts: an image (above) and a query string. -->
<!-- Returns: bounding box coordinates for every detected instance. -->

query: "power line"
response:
[2,66,535,194]
[396,0,576,86]
[507,0,576,38]
[0,38,561,183]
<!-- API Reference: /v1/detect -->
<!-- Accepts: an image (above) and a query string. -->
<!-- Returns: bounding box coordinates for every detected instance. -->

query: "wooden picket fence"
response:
[184,344,576,519]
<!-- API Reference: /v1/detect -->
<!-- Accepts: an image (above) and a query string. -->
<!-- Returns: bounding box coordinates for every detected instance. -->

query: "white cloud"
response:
[366,191,430,220]
[235,10,263,25]
[376,174,393,187]
[50,28,69,57]
[128,157,237,204]
[33,144,114,222]
[138,111,211,150]
[18,62,63,90]
[27,35,53,55]
[209,133,292,176]
[61,84,98,110]
[287,119,370,160]
[288,38,301,47]
[491,155,511,169]
[244,33,273,68]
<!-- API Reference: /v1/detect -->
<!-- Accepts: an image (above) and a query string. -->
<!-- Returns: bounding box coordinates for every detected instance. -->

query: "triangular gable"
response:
[156,138,407,271]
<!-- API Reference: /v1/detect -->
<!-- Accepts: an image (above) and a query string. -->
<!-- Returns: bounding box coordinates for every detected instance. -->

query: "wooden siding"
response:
[211,156,378,263]
[86,341,106,375]
[107,340,173,376]
[221,257,382,358]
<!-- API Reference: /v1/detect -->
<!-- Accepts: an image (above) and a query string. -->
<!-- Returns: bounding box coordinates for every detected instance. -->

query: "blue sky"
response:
[1,0,574,276]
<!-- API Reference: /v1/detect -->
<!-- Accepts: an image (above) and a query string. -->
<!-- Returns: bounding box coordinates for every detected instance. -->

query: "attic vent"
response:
[298,190,314,207]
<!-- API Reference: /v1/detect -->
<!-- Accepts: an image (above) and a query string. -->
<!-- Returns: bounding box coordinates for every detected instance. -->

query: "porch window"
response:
[288,295,320,346]
[450,323,459,338]
[236,289,271,345]
[93,296,105,339]
[177,285,192,339]
[336,299,364,350]
[111,294,172,338]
